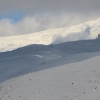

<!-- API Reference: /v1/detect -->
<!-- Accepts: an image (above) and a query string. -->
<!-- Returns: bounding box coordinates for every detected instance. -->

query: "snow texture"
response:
[0,52,100,100]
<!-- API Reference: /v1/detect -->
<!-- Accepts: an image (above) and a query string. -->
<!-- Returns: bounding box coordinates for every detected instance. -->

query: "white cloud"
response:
[0,13,99,36]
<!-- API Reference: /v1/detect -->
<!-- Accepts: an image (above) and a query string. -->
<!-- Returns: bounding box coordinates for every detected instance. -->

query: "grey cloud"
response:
[0,0,100,14]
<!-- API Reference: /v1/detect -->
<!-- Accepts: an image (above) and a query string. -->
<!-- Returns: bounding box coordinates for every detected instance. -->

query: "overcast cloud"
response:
[0,0,100,14]
[0,0,100,36]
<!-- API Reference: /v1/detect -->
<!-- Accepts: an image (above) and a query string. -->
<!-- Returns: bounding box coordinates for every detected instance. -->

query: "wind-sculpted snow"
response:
[0,18,100,52]
[0,53,100,100]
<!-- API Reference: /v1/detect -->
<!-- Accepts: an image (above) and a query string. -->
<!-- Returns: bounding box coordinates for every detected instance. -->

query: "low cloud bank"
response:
[0,13,99,37]
[52,25,100,44]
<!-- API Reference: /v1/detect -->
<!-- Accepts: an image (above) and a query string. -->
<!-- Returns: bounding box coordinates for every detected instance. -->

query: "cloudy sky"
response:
[0,0,100,36]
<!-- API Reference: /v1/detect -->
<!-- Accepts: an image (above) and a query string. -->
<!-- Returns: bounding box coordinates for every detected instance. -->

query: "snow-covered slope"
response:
[1,39,100,82]
[0,18,100,52]
[0,53,100,100]
[0,38,100,100]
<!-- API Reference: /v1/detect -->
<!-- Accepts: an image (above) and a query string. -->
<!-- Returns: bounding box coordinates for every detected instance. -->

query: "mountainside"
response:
[0,39,100,82]
[0,37,100,100]
[0,18,100,52]
[0,52,100,100]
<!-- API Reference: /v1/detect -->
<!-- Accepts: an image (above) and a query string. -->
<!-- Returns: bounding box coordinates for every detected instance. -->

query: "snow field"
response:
[0,55,100,100]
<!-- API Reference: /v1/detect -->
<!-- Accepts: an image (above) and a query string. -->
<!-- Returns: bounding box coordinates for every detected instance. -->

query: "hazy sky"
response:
[0,0,100,14]
[0,0,100,36]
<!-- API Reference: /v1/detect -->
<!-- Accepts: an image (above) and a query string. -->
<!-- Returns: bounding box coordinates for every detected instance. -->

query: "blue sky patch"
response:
[0,11,25,23]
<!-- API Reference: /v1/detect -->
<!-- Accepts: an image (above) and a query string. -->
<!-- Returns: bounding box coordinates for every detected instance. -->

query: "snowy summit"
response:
[0,18,100,52]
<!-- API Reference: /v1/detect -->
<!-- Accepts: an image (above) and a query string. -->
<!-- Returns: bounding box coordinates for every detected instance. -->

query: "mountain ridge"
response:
[0,18,100,52]
[1,39,100,82]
